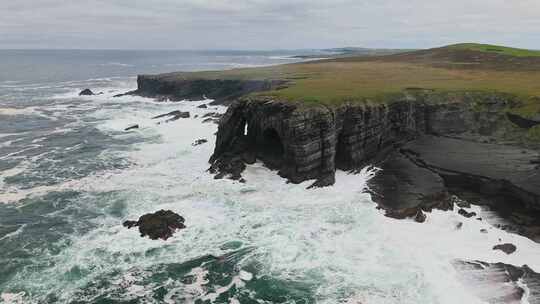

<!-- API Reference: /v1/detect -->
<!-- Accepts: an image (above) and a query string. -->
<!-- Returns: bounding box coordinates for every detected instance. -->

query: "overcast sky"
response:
[1,0,540,50]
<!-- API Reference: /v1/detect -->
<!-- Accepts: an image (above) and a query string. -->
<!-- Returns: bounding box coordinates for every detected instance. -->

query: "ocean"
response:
[1,49,540,304]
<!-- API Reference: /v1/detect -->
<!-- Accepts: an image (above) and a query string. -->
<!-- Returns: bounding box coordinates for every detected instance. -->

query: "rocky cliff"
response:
[134,74,286,104]
[208,91,540,233]
[209,96,425,186]
[209,92,525,185]
[130,74,540,238]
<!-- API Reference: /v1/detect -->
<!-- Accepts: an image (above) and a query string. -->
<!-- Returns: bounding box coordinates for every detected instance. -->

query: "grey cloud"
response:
[1,0,539,49]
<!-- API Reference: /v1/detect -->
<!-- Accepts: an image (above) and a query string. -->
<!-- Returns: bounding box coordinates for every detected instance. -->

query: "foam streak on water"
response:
[1,80,540,303]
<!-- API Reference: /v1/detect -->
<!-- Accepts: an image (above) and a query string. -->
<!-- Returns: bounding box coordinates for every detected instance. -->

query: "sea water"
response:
[1,50,540,304]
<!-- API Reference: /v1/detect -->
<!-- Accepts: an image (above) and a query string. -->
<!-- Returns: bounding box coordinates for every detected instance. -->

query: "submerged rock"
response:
[152,110,190,124]
[458,208,477,218]
[493,243,517,254]
[79,89,95,96]
[123,210,186,240]
[124,124,139,131]
[192,139,208,146]
[453,260,540,303]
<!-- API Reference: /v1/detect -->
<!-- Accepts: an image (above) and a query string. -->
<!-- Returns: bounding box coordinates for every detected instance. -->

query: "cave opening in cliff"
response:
[257,128,284,169]
[335,133,349,170]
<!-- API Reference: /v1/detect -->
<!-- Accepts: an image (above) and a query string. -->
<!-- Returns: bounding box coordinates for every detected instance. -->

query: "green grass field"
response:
[448,43,540,57]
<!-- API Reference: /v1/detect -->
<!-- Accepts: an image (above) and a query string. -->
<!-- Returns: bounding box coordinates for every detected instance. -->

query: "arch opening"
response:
[335,133,350,170]
[257,128,284,169]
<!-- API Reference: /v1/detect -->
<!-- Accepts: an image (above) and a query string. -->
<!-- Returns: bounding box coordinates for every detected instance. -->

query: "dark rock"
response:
[209,155,246,181]
[402,136,540,212]
[197,104,208,108]
[308,173,336,189]
[152,110,190,124]
[480,229,488,233]
[113,90,137,98]
[452,260,540,303]
[79,89,95,96]
[456,222,463,229]
[241,151,256,164]
[369,152,452,217]
[202,118,216,123]
[192,139,208,146]
[414,210,427,223]
[455,198,471,208]
[458,208,477,218]
[493,243,517,254]
[124,124,139,131]
[152,110,190,120]
[123,210,186,240]
[507,112,540,129]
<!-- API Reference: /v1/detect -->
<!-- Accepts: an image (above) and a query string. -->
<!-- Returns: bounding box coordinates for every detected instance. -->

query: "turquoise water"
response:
[1,50,540,304]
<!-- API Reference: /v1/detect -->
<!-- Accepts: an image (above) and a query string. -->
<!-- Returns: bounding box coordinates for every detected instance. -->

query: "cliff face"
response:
[136,75,286,104]
[210,96,427,186]
[209,93,518,185]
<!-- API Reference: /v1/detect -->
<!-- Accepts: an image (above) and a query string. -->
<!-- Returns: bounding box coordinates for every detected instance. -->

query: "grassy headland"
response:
[156,44,540,114]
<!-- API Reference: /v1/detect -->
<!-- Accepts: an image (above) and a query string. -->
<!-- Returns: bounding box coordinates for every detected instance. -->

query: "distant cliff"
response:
[135,74,286,105]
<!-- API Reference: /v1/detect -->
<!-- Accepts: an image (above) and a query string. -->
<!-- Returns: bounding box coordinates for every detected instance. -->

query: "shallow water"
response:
[1,50,540,304]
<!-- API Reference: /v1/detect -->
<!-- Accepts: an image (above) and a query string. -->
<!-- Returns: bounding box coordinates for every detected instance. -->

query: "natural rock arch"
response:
[256,128,285,169]
[335,132,350,170]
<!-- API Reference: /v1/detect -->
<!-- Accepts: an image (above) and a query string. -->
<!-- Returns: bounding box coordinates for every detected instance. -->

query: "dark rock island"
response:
[123,210,186,240]
[129,43,540,240]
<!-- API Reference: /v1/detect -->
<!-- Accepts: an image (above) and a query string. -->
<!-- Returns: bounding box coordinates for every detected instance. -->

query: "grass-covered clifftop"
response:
[140,43,540,115]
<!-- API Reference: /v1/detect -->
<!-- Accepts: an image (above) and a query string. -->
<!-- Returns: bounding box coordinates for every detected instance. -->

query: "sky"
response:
[1,0,540,50]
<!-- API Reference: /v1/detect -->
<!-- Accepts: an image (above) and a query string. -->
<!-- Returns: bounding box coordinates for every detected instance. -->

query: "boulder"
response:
[197,104,208,109]
[493,243,517,254]
[414,210,427,223]
[152,110,190,124]
[458,208,477,218]
[123,210,186,240]
[79,89,95,96]
[124,124,139,131]
[192,139,208,146]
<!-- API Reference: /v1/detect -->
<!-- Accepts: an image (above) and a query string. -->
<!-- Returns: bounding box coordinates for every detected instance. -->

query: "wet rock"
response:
[123,210,186,240]
[493,243,517,254]
[201,112,223,124]
[458,208,477,218]
[370,152,452,218]
[124,124,139,131]
[507,112,540,129]
[241,151,256,164]
[308,173,336,189]
[192,139,208,146]
[455,198,471,208]
[452,260,540,303]
[414,210,427,223]
[197,104,208,108]
[209,155,246,181]
[152,110,190,124]
[79,89,95,96]
[202,118,216,123]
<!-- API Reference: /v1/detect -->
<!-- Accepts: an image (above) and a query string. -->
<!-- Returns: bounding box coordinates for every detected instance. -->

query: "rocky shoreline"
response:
[131,75,540,242]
